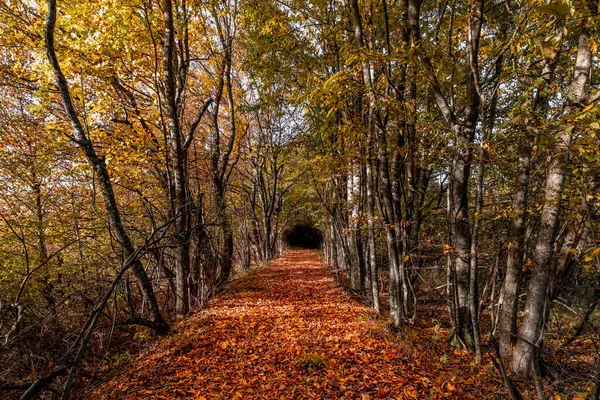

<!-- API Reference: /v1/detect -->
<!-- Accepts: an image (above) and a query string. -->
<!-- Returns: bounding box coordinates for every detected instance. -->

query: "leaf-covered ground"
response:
[95,250,500,399]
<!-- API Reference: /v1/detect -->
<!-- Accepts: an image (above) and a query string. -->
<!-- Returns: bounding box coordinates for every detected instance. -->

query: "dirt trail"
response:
[97,250,491,399]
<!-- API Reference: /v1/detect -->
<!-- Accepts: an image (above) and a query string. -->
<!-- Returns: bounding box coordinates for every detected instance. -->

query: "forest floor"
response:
[93,249,506,399]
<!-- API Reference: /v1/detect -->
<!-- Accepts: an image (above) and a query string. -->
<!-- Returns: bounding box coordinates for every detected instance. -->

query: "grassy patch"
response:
[295,353,328,369]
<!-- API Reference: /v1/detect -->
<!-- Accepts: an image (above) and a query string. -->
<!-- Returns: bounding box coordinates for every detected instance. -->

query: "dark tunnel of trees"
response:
[284,224,323,249]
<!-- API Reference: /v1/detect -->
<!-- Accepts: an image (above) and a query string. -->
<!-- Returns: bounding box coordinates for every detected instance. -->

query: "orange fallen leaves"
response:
[94,250,498,399]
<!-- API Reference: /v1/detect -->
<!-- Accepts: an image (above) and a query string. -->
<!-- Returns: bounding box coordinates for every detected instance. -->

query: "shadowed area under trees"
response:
[0,0,600,398]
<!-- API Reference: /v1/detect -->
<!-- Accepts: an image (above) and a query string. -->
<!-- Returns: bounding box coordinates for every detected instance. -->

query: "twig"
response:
[488,337,523,400]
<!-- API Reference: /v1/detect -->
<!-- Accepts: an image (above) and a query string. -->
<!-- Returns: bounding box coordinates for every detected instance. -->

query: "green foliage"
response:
[295,353,328,369]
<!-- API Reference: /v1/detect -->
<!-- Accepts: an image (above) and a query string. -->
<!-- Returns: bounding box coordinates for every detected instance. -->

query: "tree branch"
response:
[183,97,214,150]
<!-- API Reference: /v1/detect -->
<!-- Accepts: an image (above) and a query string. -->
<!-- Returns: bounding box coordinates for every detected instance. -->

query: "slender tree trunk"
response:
[416,0,483,347]
[348,0,402,323]
[366,154,380,313]
[469,43,502,363]
[451,125,474,347]
[347,161,362,291]
[376,139,404,325]
[163,0,190,320]
[33,179,59,326]
[44,0,168,333]
[499,42,553,364]
[511,22,592,375]
[209,12,236,287]
[215,178,234,286]
[498,135,531,360]
[469,134,485,363]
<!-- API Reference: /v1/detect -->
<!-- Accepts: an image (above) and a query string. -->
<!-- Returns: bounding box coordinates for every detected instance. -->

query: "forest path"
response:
[96,250,488,399]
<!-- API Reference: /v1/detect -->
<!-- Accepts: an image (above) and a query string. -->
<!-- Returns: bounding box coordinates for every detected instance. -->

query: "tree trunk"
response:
[511,22,591,376]
[498,134,531,361]
[366,154,380,313]
[348,0,402,323]
[44,0,168,333]
[347,161,362,291]
[416,0,483,347]
[163,0,190,320]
